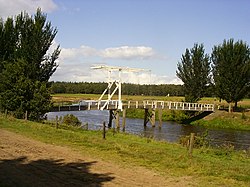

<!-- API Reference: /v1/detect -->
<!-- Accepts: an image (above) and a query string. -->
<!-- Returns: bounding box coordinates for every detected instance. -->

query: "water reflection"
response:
[47,110,250,150]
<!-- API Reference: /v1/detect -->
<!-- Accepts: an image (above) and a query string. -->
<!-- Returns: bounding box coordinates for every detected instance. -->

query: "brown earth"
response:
[0,129,193,187]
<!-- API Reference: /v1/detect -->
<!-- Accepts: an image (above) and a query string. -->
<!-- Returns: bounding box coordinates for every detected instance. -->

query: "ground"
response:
[0,129,192,187]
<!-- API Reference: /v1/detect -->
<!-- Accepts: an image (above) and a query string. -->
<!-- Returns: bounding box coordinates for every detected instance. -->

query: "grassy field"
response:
[0,115,249,186]
[52,93,250,108]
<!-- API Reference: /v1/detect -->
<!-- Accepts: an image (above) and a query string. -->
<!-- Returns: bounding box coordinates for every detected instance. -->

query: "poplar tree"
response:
[176,44,211,102]
[0,9,60,120]
[211,39,250,111]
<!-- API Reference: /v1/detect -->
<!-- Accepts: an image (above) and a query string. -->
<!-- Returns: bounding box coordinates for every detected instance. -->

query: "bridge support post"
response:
[144,109,149,127]
[115,110,120,129]
[108,110,114,128]
[122,109,126,132]
[150,109,156,127]
[158,108,162,128]
[144,108,156,127]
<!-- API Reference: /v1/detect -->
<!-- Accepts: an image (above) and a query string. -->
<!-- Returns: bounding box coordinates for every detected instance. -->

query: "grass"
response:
[0,114,250,186]
[192,111,250,131]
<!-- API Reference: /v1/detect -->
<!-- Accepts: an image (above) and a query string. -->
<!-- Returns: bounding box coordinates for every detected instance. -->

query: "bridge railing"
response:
[81,100,214,112]
[123,100,214,111]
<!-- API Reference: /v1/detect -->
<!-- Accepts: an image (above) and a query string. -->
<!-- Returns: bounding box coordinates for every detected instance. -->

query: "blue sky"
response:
[1,0,250,84]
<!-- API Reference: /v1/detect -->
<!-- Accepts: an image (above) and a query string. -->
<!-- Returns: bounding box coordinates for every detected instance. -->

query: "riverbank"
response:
[0,114,249,186]
[192,110,250,131]
[125,108,250,131]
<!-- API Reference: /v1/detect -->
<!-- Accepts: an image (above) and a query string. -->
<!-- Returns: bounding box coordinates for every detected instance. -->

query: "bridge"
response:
[51,99,214,128]
[51,100,214,112]
[51,65,214,128]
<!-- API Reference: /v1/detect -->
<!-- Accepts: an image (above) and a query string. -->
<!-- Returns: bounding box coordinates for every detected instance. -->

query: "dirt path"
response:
[0,129,192,187]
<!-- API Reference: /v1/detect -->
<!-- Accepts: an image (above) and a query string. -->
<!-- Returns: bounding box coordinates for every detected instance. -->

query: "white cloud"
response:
[100,46,155,60]
[0,0,57,19]
[50,44,181,85]
[59,45,98,61]
[58,45,156,61]
[51,62,182,85]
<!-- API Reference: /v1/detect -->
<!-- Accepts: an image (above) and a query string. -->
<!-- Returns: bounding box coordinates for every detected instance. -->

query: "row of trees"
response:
[51,82,185,96]
[0,9,60,120]
[177,40,250,111]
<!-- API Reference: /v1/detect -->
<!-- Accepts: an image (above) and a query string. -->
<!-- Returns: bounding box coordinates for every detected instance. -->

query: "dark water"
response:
[47,110,250,150]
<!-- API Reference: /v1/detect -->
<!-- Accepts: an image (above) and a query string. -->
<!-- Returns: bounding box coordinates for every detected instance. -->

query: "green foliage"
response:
[51,82,185,97]
[192,116,250,131]
[63,114,81,126]
[212,39,250,108]
[176,43,211,102]
[179,130,209,148]
[0,9,60,120]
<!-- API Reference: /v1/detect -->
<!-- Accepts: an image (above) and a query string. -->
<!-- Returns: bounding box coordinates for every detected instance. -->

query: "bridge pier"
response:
[122,109,126,132]
[158,108,163,128]
[144,108,156,127]
[108,109,121,129]
[115,110,120,129]
[108,110,114,128]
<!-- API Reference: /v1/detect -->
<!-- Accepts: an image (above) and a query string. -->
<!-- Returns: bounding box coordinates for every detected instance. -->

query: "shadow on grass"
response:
[0,156,114,187]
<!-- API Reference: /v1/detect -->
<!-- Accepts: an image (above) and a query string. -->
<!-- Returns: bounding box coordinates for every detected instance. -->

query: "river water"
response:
[47,110,250,150]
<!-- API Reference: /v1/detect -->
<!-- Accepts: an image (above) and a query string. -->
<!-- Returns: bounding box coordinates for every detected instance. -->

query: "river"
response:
[47,110,250,150]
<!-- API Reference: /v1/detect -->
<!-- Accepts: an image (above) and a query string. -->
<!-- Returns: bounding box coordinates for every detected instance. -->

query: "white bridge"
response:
[80,100,214,112]
[52,65,215,126]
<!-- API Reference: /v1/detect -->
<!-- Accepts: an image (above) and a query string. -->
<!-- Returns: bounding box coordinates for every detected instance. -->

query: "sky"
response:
[0,0,250,85]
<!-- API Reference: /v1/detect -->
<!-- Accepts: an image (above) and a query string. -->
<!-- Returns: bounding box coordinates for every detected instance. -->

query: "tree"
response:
[211,39,250,111]
[0,9,60,120]
[176,43,211,102]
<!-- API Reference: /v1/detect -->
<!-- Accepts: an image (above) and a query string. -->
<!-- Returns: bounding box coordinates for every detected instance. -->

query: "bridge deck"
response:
[51,100,214,112]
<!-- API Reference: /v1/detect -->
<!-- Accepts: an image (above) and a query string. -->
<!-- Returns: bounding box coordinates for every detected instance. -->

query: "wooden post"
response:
[4,109,7,118]
[25,111,28,120]
[115,110,120,130]
[108,110,113,128]
[158,108,162,128]
[56,116,59,129]
[122,109,126,132]
[188,133,195,157]
[144,108,149,127]
[228,103,232,113]
[150,109,156,127]
[103,122,106,139]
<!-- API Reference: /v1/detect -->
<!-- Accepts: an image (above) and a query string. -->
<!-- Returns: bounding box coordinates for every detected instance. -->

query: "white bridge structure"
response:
[90,65,151,110]
[80,100,214,112]
[52,65,214,127]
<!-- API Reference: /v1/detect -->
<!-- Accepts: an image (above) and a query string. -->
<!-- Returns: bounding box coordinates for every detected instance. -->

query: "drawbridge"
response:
[51,65,214,127]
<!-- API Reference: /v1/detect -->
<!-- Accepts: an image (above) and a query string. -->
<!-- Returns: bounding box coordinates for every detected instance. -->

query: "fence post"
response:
[5,109,7,118]
[56,116,59,129]
[103,122,106,139]
[188,133,195,157]
[25,111,28,120]
[122,109,126,132]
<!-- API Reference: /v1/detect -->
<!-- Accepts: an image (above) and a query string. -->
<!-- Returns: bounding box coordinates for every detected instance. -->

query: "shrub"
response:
[63,114,81,126]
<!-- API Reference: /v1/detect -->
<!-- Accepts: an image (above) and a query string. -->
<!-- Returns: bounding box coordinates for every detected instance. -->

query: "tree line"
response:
[51,82,185,96]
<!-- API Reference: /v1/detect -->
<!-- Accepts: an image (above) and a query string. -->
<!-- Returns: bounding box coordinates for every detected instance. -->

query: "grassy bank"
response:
[0,115,249,186]
[192,111,250,131]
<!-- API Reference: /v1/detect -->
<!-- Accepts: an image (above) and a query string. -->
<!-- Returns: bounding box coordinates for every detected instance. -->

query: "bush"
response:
[63,114,81,126]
